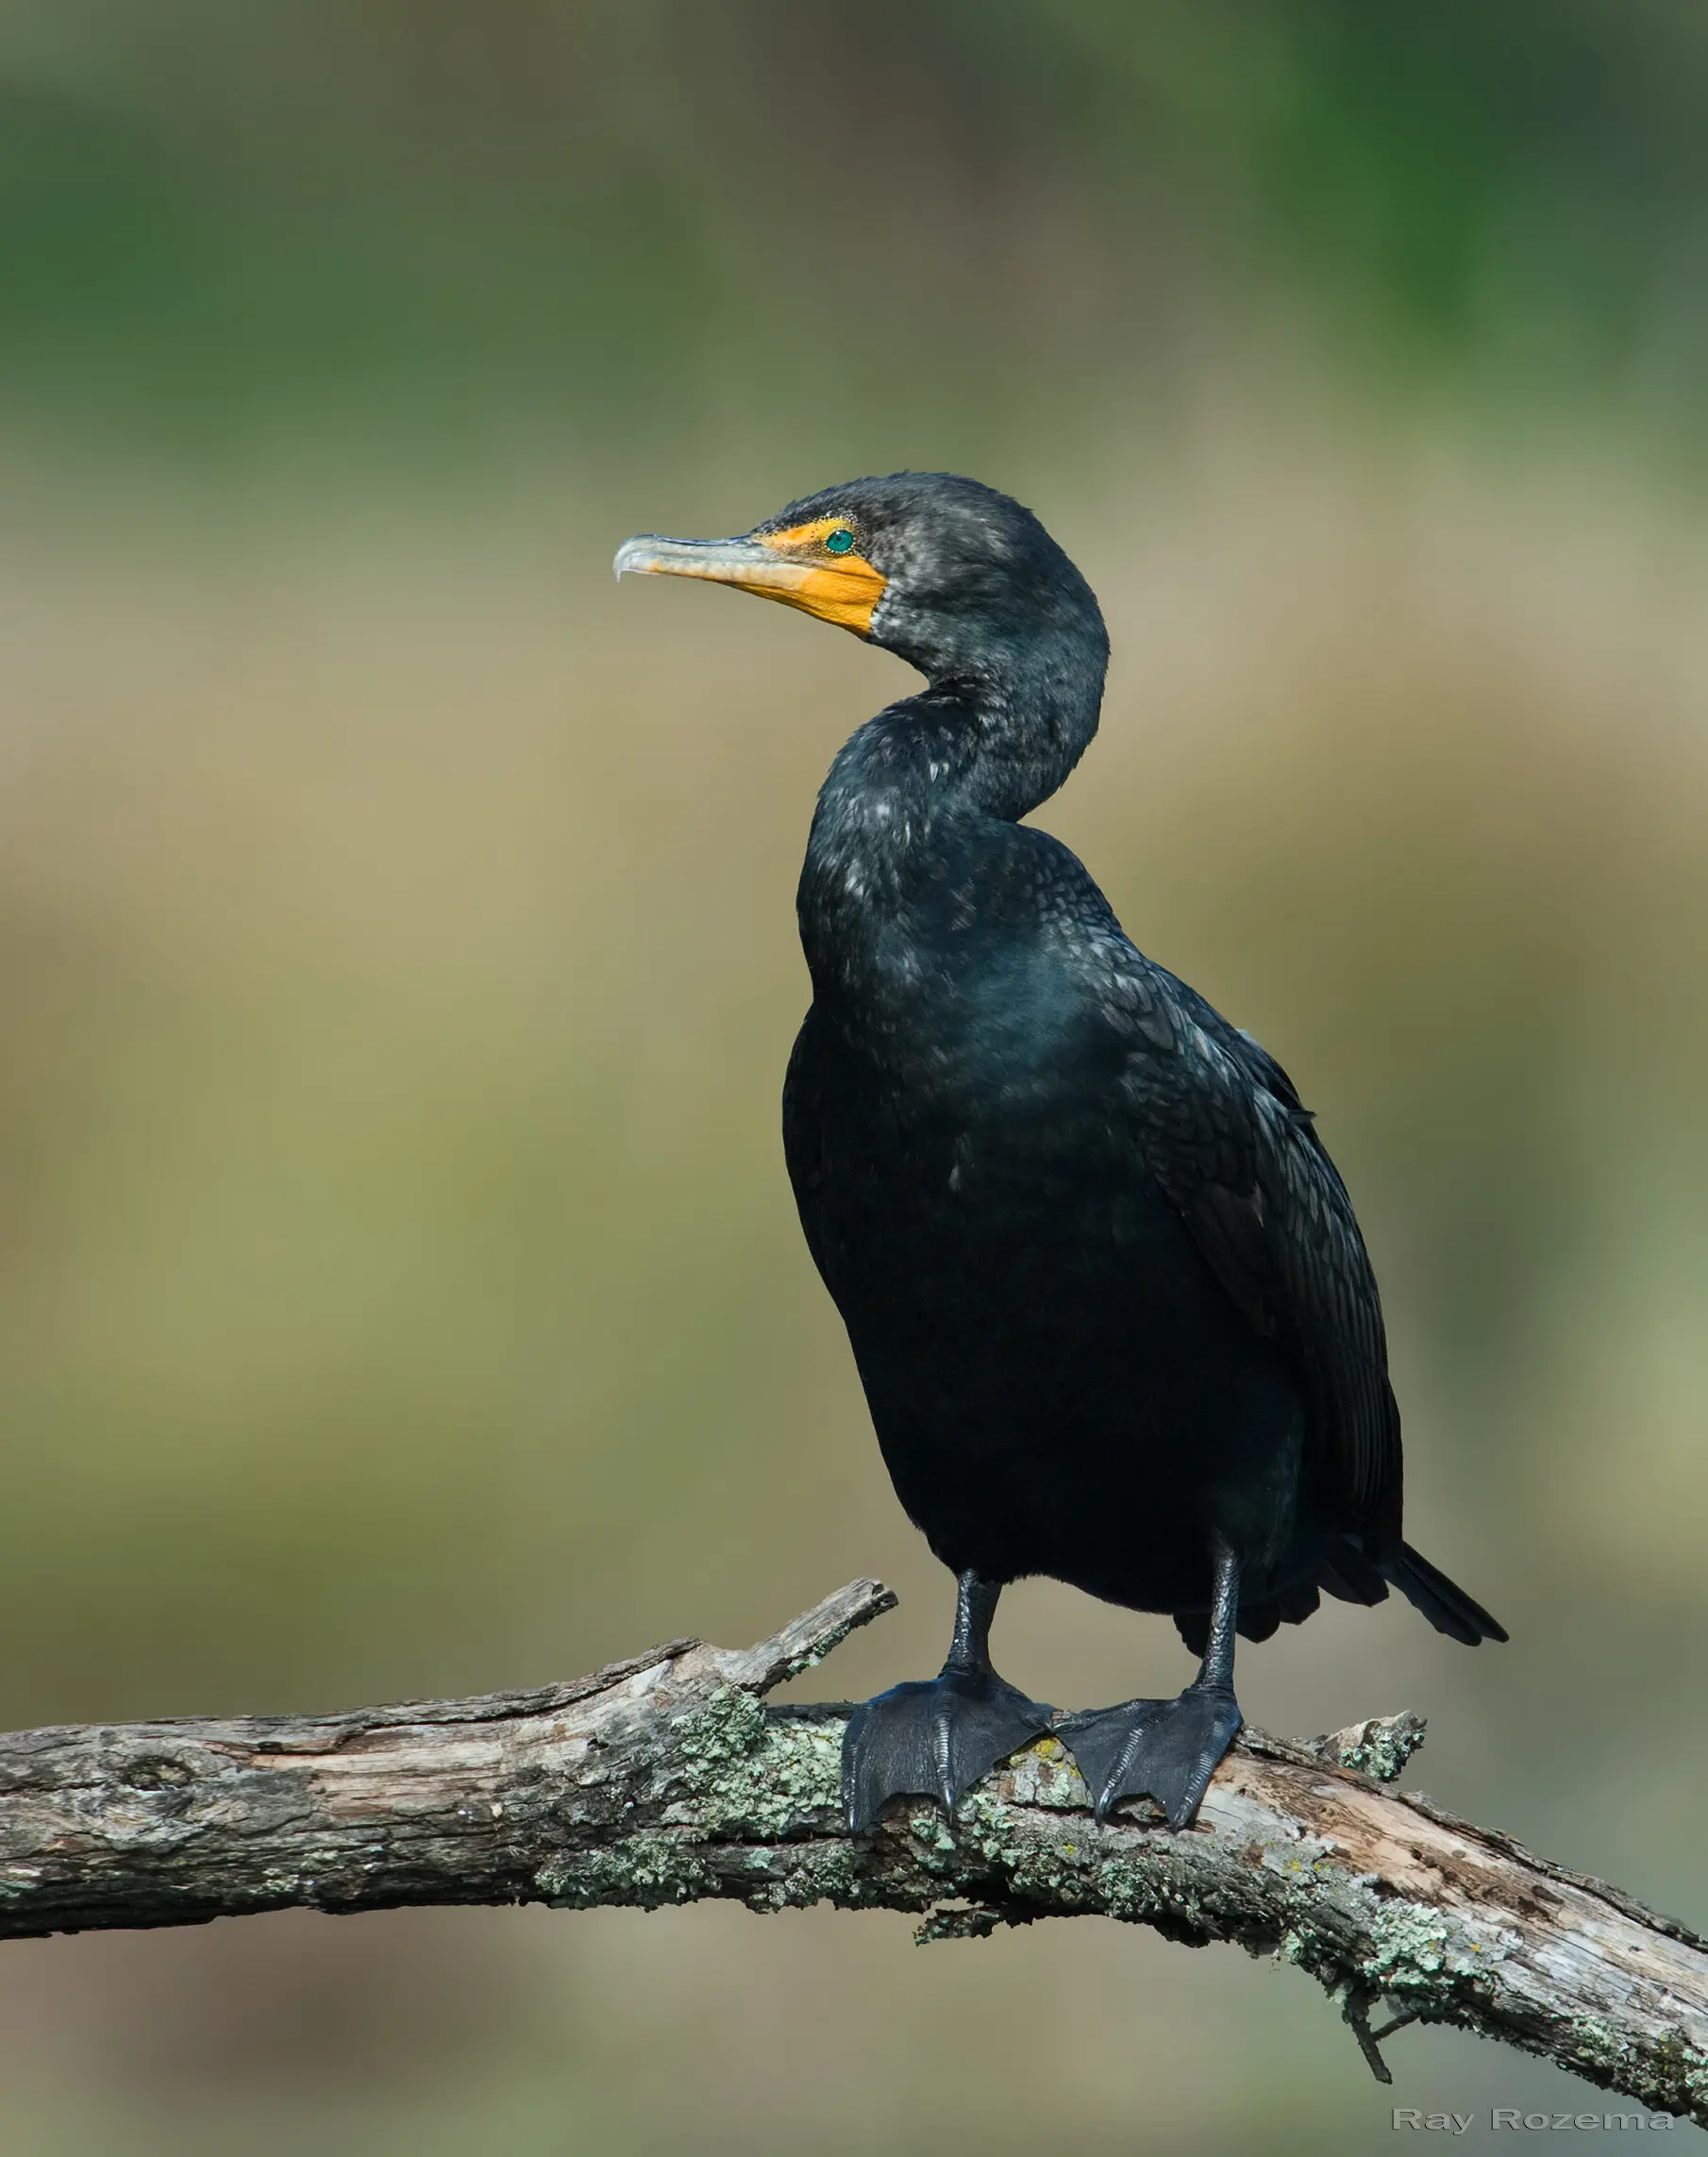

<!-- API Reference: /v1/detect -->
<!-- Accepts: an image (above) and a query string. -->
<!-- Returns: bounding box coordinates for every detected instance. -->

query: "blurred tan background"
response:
[1,3,1707,2149]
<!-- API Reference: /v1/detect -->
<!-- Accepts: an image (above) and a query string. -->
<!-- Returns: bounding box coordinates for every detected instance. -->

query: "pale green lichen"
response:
[1332,1714,1427,1782]
[522,1694,1705,2127]
[675,1691,842,1838]
[1638,2032,1708,2119]
[1003,1737,1090,1813]
[1361,1898,1503,1993]
[535,1694,855,1915]
[914,1902,1004,1944]
[536,1831,698,1909]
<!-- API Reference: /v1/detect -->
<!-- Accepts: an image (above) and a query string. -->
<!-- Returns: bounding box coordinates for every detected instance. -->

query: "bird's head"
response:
[614,472,1106,690]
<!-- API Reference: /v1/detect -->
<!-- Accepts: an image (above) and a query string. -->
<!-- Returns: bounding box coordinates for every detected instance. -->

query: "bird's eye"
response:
[824,527,855,555]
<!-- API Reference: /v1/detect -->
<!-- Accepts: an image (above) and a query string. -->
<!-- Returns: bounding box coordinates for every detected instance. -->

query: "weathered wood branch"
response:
[0,1580,1701,2120]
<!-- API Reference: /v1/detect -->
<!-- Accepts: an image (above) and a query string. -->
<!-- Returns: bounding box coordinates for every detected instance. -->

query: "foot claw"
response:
[1059,1684,1242,1828]
[842,1669,1055,1833]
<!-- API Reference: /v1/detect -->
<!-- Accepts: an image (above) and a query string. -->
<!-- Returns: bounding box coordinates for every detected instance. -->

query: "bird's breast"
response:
[785,948,1150,1294]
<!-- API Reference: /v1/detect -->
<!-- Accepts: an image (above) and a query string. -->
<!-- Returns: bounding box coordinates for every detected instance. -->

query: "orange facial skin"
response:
[612,519,887,637]
[748,519,887,635]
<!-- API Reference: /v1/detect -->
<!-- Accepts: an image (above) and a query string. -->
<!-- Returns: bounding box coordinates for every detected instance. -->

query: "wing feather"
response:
[1112,960,1401,1531]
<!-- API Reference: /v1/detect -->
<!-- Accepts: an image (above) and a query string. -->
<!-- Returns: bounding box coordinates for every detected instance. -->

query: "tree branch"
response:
[1,1580,1702,2121]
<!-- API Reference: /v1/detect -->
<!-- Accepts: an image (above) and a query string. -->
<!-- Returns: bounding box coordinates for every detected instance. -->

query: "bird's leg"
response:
[841,1571,1055,1834]
[1060,1532,1245,1829]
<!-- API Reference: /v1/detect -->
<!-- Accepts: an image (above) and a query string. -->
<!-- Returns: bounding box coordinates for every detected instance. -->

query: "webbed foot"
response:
[842,1667,1054,1832]
[1060,1682,1242,1829]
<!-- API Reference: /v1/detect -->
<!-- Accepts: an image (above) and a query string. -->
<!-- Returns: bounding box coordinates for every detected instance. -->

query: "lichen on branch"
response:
[0,1580,1701,2121]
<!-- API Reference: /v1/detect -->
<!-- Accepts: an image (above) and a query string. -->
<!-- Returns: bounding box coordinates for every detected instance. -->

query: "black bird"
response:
[615,474,1504,1833]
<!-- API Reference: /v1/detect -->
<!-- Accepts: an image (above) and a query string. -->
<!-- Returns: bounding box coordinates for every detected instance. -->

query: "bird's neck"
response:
[797,646,1103,1004]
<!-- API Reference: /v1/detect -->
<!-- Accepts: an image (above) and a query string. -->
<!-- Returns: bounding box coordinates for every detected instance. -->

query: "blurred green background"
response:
[2,2,1707,2149]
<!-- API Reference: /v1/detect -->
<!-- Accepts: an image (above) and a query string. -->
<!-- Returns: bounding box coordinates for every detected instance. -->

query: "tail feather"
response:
[1380,1540,1508,1647]
[1171,1542,1506,1657]
[1174,1580,1322,1657]
[1318,1538,1391,1607]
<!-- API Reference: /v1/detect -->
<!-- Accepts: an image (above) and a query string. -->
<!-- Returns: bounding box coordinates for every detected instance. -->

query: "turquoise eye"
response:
[825,527,855,555]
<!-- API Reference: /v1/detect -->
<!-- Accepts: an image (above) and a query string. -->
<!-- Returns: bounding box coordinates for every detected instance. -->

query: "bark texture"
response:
[0,1580,1702,2120]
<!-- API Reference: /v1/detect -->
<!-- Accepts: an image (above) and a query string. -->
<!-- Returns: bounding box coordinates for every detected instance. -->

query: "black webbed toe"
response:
[842,1667,1054,1832]
[1060,1683,1243,1829]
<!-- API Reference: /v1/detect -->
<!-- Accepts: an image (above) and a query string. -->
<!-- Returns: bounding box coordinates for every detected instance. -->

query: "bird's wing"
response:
[1109,955,1401,1532]
[781,1012,832,1278]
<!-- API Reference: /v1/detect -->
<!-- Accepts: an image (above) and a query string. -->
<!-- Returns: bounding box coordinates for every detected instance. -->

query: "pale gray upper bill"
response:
[613,533,780,581]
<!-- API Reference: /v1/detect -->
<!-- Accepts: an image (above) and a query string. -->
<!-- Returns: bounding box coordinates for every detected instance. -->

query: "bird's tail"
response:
[1316,1534,1507,1646]
[1173,1536,1509,1657]
[1378,1540,1507,1647]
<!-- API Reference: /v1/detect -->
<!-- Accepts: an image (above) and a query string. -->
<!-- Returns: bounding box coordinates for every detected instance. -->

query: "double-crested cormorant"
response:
[615,474,1504,1833]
